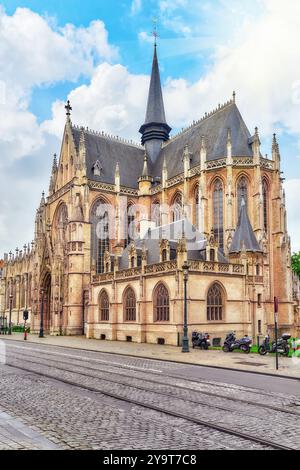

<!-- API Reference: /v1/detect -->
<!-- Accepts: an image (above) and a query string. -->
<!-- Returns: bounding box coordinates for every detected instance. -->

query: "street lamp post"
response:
[39,288,45,338]
[274,296,279,371]
[182,260,190,353]
[8,294,13,335]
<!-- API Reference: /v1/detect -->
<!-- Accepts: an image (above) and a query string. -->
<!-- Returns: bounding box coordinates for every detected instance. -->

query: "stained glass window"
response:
[124,287,136,321]
[207,284,223,321]
[91,200,109,274]
[154,284,170,322]
[213,180,224,251]
[237,176,248,214]
[99,290,109,322]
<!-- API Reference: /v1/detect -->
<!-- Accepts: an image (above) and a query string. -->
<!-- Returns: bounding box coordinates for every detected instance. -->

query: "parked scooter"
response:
[192,332,211,350]
[258,333,290,356]
[222,332,252,354]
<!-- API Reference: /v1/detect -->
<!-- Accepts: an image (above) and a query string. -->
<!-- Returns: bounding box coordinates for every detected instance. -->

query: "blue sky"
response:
[0,0,300,254]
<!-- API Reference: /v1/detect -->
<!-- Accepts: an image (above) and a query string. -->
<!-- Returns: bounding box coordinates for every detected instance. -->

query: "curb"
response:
[2,336,300,381]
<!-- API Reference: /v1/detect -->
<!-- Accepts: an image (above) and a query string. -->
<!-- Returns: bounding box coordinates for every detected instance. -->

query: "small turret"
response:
[226,128,232,165]
[115,162,120,193]
[162,156,168,188]
[250,127,261,165]
[200,136,206,170]
[183,145,190,178]
[272,133,281,171]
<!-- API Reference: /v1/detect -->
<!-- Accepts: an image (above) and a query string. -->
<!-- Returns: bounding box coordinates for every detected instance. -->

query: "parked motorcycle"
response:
[192,331,211,350]
[258,333,290,356]
[222,332,252,354]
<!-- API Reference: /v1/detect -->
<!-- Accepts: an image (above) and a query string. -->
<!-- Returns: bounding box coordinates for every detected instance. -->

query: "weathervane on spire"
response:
[65,99,72,117]
[152,17,159,46]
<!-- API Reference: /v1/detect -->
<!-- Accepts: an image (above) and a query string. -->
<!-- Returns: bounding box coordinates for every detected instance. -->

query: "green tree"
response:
[291,252,300,277]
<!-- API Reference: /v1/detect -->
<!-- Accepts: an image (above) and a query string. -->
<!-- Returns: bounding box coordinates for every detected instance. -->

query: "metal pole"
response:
[39,289,45,338]
[8,294,13,335]
[182,261,189,353]
[274,296,279,371]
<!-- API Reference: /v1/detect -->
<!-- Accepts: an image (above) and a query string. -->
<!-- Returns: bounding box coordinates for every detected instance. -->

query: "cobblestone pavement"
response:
[0,340,299,450]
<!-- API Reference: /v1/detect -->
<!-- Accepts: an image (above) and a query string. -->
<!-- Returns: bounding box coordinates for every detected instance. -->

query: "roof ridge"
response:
[163,97,235,146]
[72,124,143,149]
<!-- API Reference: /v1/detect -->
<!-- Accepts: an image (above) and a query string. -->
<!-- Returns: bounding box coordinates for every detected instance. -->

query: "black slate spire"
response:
[229,199,262,254]
[139,45,171,162]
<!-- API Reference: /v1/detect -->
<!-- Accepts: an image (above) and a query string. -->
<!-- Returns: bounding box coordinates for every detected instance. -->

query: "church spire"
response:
[139,44,171,162]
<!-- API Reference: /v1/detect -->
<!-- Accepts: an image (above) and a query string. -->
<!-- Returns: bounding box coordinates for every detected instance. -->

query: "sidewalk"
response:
[2,334,300,379]
[0,410,59,450]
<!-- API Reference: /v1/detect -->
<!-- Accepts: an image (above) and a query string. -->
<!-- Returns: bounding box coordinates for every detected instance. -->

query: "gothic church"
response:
[1,45,299,344]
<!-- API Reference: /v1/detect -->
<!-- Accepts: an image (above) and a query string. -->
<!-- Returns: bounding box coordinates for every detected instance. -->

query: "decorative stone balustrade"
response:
[144,261,177,274]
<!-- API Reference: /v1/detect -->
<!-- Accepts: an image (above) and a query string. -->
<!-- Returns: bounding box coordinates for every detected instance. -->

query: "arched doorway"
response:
[40,272,52,333]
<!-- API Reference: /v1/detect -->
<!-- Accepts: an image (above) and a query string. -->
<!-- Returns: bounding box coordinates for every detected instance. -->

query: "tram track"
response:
[6,348,300,419]
[5,343,300,415]
[4,347,299,451]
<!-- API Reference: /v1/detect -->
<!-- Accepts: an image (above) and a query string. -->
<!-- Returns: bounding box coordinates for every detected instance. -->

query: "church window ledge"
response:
[48,180,74,204]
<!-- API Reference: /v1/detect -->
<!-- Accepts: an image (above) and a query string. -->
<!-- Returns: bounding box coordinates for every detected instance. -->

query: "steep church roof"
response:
[229,199,262,254]
[72,127,144,188]
[153,101,253,180]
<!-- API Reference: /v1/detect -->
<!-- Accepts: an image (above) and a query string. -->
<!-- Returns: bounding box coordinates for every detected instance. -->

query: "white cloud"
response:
[43,63,149,142]
[157,0,300,139]
[159,0,191,36]
[0,7,117,253]
[0,7,118,100]
[0,7,118,164]
[131,0,142,16]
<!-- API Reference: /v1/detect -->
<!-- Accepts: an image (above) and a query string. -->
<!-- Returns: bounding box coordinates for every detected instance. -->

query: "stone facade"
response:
[1,46,299,344]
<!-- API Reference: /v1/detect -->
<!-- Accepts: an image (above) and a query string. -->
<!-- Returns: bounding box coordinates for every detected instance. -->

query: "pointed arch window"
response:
[91,199,109,274]
[237,176,248,214]
[54,203,68,245]
[262,180,268,232]
[172,192,183,222]
[152,201,161,227]
[20,277,25,309]
[213,179,224,251]
[124,287,136,322]
[99,290,109,322]
[154,283,170,322]
[207,283,223,321]
[28,274,32,308]
[12,280,17,309]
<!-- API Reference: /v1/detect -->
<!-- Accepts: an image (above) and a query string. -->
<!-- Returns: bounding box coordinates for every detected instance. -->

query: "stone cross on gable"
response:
[65,100,72,116]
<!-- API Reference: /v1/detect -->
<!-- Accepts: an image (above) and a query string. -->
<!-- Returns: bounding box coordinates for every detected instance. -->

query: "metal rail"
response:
[5,356,296,451]
[7,349,300,418]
